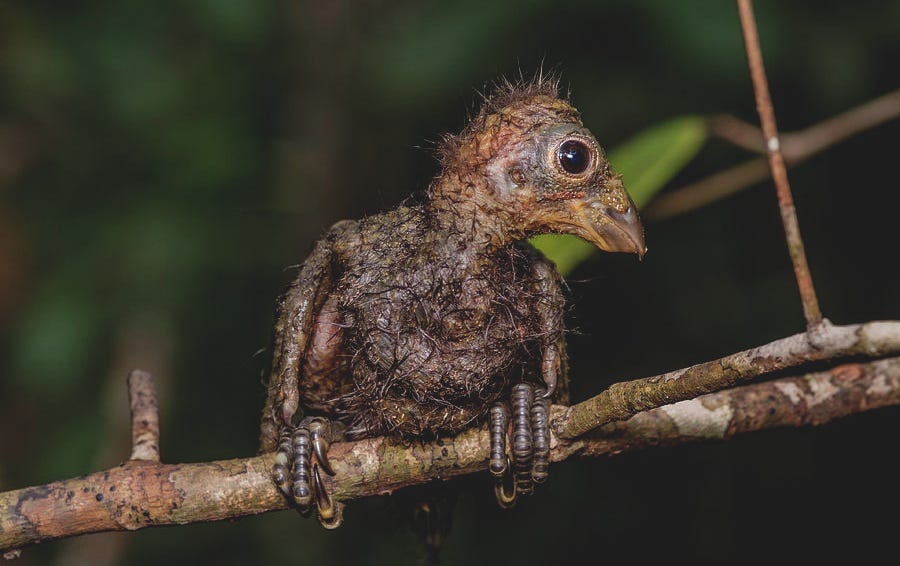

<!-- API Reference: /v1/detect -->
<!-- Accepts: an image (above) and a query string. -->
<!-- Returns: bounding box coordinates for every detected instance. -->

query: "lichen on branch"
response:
[2,345,899,555]
[553,321,900,439]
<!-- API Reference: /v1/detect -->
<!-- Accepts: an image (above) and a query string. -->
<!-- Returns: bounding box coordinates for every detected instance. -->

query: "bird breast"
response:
[340,258,536,404]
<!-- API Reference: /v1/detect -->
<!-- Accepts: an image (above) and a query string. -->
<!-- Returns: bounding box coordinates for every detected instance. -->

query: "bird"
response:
[257,76,645,535]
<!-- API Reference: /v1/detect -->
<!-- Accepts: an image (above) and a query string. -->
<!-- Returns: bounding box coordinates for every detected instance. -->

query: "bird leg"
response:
[490,382,551,507]
[273,416,346,528]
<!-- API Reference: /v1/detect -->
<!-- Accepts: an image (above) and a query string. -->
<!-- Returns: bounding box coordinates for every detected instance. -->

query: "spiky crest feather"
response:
[436,74,579,173]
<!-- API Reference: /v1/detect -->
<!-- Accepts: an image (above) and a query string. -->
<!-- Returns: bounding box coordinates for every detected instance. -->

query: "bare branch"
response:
[1,355,897,554]
[707,113,769,154]
[3,318,898,556]
[644,93,900,222]
[574,356,900,457]
[644,158,770,220]
[553,320,900,439]
[127,370,160,462]
[709,89,900,160]
[738,0,822,328]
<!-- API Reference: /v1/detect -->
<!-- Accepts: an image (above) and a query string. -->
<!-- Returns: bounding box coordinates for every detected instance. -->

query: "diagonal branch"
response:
[708,89,900,159]
[643,89,900,222]
[644,157,769,220]
[573,356,900,457]
[2,324,899,555]
[553,320,900,439]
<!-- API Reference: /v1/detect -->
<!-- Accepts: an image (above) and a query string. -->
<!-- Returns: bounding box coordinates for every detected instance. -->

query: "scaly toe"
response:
[511,383,535,495]
[489,403,509,478]
[531,388,550,484]
[491,382,552,505]
[291,424,314,511]
[273,426,294,496]
[493,455,518,509]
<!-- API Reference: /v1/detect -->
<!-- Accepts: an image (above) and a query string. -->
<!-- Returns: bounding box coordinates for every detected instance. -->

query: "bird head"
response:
[430,79,645,258]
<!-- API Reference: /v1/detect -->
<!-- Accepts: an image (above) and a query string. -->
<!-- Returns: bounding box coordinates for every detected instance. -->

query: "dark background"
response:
[1,1,898,564]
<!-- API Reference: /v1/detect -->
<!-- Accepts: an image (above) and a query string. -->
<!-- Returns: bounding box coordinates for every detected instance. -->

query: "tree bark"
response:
[3,354,898,555]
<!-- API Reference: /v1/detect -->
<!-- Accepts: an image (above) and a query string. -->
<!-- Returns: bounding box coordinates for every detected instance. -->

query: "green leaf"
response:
[528,234,595,278]
[609,115,708,208]
[531,115,707,276]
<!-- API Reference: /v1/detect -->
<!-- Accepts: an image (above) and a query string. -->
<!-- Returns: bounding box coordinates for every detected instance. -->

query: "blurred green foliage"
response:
[1,0,898,564]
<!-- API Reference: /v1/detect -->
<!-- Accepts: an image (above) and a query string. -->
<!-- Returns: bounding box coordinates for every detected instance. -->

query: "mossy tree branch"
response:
[3,323,899,556]
[553,320,900,439]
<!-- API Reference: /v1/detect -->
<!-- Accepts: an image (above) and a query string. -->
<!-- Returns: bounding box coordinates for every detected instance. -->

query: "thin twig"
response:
[712,89,900,159]
[553,320,900,439]
[737,0,822,328]
[645,158,770,220]
[645,88,900,221]
[127,370,160,462]
[2,355,898,553]
[707,114,770,153]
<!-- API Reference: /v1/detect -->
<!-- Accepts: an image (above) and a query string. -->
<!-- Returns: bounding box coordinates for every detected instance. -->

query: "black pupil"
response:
[558,140,589,174]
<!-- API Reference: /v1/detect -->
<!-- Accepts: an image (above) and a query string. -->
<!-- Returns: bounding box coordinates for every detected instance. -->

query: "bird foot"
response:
[489,382,550,508]
[273,416,346,528]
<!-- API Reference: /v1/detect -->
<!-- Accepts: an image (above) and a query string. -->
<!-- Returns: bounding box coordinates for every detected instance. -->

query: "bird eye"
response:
[557,140,591,175]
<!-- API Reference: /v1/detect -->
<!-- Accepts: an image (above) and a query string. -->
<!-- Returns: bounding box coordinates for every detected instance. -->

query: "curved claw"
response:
[318,501,344,530]
[309,417,335,476]
[311,462,343,529]
[493,456,517,509]
[540,385,555,399]
[313,464,336,521]
[540,342,559,399]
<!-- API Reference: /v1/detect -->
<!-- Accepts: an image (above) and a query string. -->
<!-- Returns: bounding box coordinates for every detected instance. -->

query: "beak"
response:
[560,176,646,258]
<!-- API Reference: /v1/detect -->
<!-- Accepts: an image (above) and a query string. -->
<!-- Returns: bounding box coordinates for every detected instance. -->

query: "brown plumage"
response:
[259,77,644,486]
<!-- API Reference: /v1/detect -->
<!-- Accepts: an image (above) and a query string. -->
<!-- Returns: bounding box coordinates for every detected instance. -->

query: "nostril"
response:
[609,204,633,217]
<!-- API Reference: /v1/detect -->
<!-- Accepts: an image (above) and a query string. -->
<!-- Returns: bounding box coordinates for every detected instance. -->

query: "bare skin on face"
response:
[259,78,645,528]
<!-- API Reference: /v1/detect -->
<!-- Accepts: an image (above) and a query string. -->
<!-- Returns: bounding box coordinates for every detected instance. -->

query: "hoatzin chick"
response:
[258,78,645,529]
